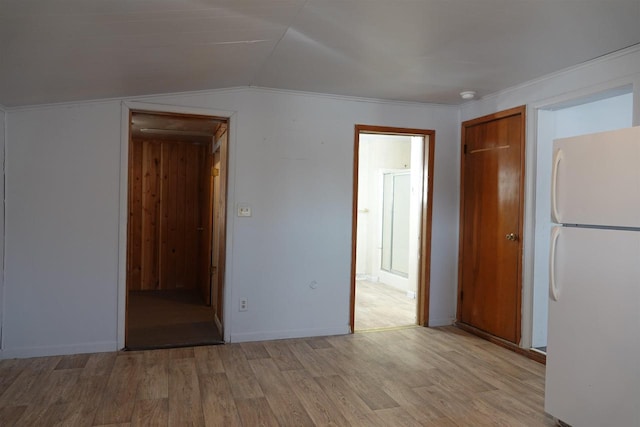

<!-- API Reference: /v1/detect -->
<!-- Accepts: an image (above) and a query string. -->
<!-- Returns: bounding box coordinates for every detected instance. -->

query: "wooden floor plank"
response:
[0,356,61,407]
[234,397,280,427]
[0,359,24,397]
[220,353,264,400]
[81,352,117,378]
[92,354,143,425]
[248,358,315,425]
[130,398,168,427]
[263,340,305,372]
[55,354,91,370]
[199,373,242,426]
[136,350,169,401]
[314,374,388,426]
[0,327,556,426]
[193,345,225,376]
[287,341,340,378]
[374,406,423,427]
[240,342,271,360]
[0,405,28,425]
[167,358,205,427]
[281,369,351,426]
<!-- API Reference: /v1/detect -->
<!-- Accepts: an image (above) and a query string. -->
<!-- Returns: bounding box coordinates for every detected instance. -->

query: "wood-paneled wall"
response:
[128,138,209,291]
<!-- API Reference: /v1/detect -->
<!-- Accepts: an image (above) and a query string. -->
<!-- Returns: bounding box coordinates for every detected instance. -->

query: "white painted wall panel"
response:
[2,89,459,357]
[4,102,122,356]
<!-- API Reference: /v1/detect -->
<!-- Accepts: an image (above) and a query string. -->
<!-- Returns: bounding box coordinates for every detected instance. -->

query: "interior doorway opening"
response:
[125,111,228,349]
[531,89,633,353]
[351,126,435,332]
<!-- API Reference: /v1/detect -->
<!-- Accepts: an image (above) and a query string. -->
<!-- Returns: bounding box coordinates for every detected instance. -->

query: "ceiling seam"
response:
[248,0,310,87]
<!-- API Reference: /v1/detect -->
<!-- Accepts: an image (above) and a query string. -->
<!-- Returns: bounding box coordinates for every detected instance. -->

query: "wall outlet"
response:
[237,204,252,217]
[239,298,248,312]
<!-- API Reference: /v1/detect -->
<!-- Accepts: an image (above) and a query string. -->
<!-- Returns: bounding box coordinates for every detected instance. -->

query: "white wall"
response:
[2,88,460,357]
[461,45,640,348]
[4,102,122,357]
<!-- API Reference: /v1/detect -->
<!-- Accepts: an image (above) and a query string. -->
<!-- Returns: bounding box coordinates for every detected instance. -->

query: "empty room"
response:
[0,1,639,426]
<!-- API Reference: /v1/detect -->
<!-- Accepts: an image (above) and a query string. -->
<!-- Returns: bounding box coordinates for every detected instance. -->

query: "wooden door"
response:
[458,106,525,344]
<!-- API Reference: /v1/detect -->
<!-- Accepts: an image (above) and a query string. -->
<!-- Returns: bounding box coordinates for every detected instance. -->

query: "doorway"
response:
[125,111,228,349]
[351,125,435,332]
[458,106,526,344]
[531,90,633,353]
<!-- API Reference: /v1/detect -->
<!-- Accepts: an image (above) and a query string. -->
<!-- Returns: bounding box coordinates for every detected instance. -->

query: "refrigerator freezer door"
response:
[545,226,640,427]
[552,126,640,227]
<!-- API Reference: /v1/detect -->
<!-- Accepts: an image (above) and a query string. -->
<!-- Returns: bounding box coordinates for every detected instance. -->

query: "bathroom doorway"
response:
[351,125,434,331]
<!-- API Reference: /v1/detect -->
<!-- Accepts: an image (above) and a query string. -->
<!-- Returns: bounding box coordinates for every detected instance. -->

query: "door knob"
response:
[505,233,518,241]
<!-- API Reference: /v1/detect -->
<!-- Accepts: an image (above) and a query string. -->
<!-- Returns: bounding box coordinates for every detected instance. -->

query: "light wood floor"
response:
[0,326,555,426]
[355,280,416,331]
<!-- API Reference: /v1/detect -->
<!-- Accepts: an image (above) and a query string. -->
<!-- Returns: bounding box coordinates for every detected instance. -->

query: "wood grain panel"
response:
[248,358,314,425]
[184,143,202,292]
[128,139,144,290]
[160,141,178,289]
[129,139,208,291]
[235,397,280,427]
[141,141,162,290]
[281,369,351,426]
[199,373,242,426]
[458,106,525,344]
[93,354,143,425]
[168,358,205,426]
[0,327,555,426]
[130,398,168,427]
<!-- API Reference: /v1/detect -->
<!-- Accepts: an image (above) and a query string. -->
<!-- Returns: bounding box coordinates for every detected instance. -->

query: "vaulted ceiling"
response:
[0,0,638,107]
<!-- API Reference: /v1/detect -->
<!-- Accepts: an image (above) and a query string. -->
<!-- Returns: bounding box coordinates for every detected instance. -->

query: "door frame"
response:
[117,101,235,349]
[457,105,526,344]
[350,125,436,331]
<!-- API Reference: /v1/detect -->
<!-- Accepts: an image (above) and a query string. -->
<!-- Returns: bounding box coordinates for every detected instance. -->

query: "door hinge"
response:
[460,290,463,301]
[463,144,467,155]
[211,167,219,177]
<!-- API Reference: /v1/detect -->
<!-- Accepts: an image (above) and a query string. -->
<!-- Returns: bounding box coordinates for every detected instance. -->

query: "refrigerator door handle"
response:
[549,226,561,301]
[551,149,563,223]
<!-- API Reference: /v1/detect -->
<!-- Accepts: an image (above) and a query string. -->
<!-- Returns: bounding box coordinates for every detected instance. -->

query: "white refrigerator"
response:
[545,126,640,426]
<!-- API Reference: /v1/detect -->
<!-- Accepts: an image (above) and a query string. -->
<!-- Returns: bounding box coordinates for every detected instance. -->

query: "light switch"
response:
[237,204,252,217]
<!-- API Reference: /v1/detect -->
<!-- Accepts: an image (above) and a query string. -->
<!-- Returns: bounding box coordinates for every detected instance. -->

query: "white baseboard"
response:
[428,317,455,327]
[0,341,118,359]
[229,326,351,343]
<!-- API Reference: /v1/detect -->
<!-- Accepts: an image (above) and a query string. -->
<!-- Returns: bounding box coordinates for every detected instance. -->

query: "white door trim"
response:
[117,100,237,348]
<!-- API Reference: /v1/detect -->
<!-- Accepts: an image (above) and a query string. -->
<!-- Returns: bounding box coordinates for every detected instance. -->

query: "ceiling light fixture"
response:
[460,91,476,100]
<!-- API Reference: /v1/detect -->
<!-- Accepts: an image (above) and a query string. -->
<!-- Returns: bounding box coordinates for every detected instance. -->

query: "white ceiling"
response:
[0,0,638,107]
